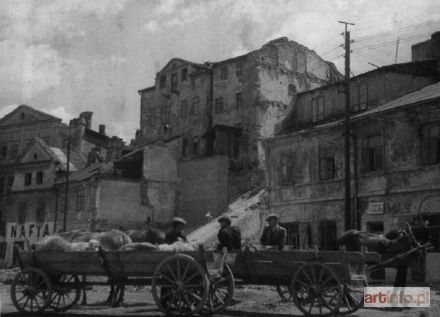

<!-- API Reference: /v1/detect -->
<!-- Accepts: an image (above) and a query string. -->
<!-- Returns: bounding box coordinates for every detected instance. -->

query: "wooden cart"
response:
[228,248,382,316]
[10,246,234,316]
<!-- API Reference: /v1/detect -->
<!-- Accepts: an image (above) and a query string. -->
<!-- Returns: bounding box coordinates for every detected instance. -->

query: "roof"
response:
[0,104,61,126]
[352,81,440,120]
[138,86,155,94]
[55,163,101,184]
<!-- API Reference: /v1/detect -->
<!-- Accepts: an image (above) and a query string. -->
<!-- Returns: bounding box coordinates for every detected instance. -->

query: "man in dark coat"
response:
[165,217,188,244]
[260,213,286,251]
[217,216,241,251]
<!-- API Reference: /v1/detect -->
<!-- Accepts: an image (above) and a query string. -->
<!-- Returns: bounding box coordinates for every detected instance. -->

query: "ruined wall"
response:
[178,156,229,227]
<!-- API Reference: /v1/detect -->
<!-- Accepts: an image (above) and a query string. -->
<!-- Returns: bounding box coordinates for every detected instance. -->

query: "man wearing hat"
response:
[260,213,286,251]
[165,217,188,244]
[217,216,242,251]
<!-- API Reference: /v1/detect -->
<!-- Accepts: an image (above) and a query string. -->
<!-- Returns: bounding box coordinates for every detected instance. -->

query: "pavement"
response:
[1,282,439,317]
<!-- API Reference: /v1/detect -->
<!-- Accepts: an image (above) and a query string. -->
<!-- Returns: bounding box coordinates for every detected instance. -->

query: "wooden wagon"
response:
[10,246,234,316]
[228,248,382,316]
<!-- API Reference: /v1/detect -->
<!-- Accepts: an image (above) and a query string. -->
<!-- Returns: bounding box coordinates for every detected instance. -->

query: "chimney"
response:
[79,111,93,129]
[99,124,106,135]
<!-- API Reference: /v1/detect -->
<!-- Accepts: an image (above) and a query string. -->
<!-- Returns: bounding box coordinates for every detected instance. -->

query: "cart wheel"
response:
[11,267,53,313]
[152,254,208,316]
[291,262,342,316]
[50,274,81,312]
[202,264,234,314]
[339,275,367,315]
[276,284,293,302]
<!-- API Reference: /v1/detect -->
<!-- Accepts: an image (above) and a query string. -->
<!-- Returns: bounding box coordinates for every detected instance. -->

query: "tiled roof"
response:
[55,163,101,184]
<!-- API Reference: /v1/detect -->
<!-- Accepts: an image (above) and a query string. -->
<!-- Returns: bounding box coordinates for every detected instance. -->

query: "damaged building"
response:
[265,57,440,252]
[136,37,340,226]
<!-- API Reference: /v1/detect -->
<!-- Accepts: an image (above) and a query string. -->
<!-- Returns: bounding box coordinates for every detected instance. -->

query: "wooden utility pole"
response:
[339,20,355,231]
[394,36,400,64]
[63,137,71,232]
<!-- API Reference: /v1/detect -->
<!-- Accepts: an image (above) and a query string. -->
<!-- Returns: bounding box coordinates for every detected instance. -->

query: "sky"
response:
[1,0,439,142]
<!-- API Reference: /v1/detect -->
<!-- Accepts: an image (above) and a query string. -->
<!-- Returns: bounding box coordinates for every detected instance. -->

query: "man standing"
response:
[260,213,286,251]
[217,216,242,250]
[165,217,188,244]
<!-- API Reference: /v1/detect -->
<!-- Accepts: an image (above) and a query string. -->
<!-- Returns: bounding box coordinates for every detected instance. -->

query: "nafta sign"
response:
[6,222,56,241]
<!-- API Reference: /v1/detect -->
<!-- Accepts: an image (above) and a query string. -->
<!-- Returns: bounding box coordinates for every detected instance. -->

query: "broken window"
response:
[36,171,43,184]
[279,151,295,185]
[220,66,228,80]
[24,173,32,186]
[0,146,7,160]
[319,220,337,250]
[311,96,325,122]
[421,123,440,165]
[363,135,384,172]
[282,222,300,249]
[235,93,243,109]
[235,63,243,77]
[191,97,200,116]
[171,73,178,92]
[181,68,188,81]
[36,200,45,222]
[76,188,85,212]
[160,75,167,88]
[215,97,224,114]
[181,100,188,118]
[352,84,368,112]
[319,148,336,180]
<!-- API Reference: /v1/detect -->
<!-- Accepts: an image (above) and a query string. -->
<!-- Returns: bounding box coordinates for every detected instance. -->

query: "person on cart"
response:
[260,213,286,251]
[165,217,188,244]
[217,216,242,250]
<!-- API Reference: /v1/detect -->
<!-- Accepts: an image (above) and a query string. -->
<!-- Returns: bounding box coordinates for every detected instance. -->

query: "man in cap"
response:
[165,217,188,244]
[260,213,286,251]
[217,216,242,251]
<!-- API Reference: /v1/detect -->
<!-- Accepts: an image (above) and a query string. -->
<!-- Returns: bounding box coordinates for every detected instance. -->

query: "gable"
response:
[19,142,53,164]
[159,58,204,74]
[0,105,61,127]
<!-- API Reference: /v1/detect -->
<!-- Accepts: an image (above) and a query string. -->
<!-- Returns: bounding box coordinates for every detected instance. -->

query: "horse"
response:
[337,223,431,287]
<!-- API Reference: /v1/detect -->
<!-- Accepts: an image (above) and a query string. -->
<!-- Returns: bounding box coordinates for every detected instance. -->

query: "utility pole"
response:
[339,20,355,231]
[63,137,71,232]
[394,36,400,64]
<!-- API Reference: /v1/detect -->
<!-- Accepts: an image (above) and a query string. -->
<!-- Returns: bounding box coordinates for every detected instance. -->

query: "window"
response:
[160,75,167,88]
[0,242,6,258]
[36,171,43,184]
[233,133,240,158]
[20,113,25,120]
[311,96,325,122]
[220,66,228,80]
[18,201,27,223]
[181,100,188,118]
[10,144,18,159]
[279,151,295,185]
[181,138,188,157]
[171,73,178,92]
[76,188,85,212]
[235,63,243,77]
[0,146,7,159]
[160,106,171,123]
[0,209,5,235]
[191,77,196,90]
[288,84,296,96]
[319,148,336,180]
[319,220,337,250]
[363,135,384,172]
[191,97,200,116]
[36,200,45,222]
[181,68,188,81]
[352,84,368,112]
[193,137,200,156]
[7,176,14,191]
[59,191,67,213]
[421,123,440,165]
[24,173,32,186]
[282,222,300,249]
[0,177,4,194]
[235,93,243,109]
[215,97,224,114]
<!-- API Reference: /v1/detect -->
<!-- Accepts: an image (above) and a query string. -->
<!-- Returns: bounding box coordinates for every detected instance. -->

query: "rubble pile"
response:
[188,189,266,249]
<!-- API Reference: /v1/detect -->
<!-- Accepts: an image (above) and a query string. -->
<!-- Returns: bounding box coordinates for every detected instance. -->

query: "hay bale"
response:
[34,235,100,252]
[119,242,158,251]
[157,240,196,252]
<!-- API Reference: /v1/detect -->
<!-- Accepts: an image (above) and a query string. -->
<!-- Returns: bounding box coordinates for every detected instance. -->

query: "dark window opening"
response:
[288,84,296,96]
[7,176,14,191]
[0,209,5,235]
[193,137,200,156]
[36,171,43,184]
[181,68,188,81]
[282,222,300,249]
[20,113,25,120]
[233,133,240,158]
[36,200,45,222]
[160,75,167,88]
[235,63,243,77]
[24,173,32,186]
[181,138,188,157]
[10,144,18,159]
[18,201,27,223]
[319,148,336,180]
[235,93,243,109]
[76,188,85,212]
[171,73,178,92]
[220,66,228,80]
[319,220,337,250]
[0,146,7,160]
[311,96,325,122]
[160,106,171,123]
[215,97,224,114]
[181,100,188,118]
[0,177,4,194]
[351,84,368,112]
[191,97,200,116]
[421,123,440,165]
[279,151,295,185]
[363,135,383,172]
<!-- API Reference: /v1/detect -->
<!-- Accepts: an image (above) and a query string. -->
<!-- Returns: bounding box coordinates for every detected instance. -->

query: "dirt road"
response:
[1,282,439,317]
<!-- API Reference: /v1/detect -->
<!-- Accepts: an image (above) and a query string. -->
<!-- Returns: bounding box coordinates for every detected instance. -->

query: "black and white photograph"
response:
[1,0,440,316]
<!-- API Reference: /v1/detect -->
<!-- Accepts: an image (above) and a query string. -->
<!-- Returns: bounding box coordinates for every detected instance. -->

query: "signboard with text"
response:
[367,202,384,215]
[6,222,56,241]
